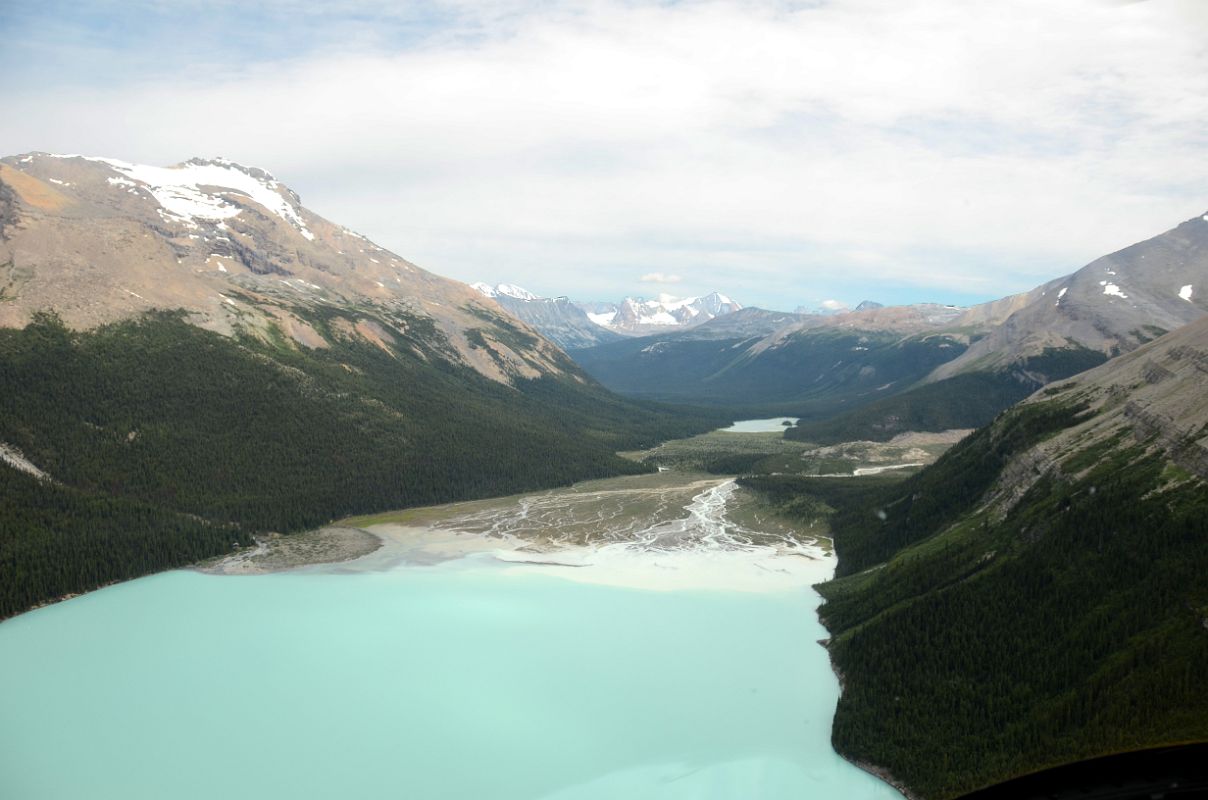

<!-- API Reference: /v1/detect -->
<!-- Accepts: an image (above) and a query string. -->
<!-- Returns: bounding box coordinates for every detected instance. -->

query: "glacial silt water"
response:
[0,476,901,800]
[720,417,800,433]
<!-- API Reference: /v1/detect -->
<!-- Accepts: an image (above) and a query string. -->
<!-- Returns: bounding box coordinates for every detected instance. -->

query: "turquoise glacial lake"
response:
[0,475,901,800]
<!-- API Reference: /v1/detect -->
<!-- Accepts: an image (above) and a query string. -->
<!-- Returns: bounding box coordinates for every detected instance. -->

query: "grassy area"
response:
[623,427,963,478]
[620,429,810,472]
[724,486,834,551]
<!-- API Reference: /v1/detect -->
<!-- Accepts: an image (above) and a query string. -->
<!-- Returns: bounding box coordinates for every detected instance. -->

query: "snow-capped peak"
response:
[496,283,540,301]
[471,282,542,301]
[471,281,739,330]
[589,291,741,331]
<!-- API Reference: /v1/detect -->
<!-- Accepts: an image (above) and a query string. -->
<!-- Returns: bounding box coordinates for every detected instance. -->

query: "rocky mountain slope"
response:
[0,153,572,385]
[931,211,1208,380]
[753,316,1208,798]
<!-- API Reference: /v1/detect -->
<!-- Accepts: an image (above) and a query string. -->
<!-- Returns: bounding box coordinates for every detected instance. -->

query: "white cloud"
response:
[3,0,1207,309]
[820,299,848,311]
[639,272,682,285]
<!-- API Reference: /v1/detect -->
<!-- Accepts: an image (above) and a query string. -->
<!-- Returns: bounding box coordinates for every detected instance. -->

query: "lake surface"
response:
[722,418,800,433]
[0,474,900,800]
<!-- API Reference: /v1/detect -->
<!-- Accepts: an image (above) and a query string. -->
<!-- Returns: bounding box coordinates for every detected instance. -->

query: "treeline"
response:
[0,311,726,617]
[743,395,1208,799]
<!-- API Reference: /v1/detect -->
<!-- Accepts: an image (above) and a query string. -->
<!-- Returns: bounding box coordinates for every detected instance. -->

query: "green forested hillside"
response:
[784,346,1108,445]
[570,327,968,414]
[746,385,1208,799]
[0,311,726,617]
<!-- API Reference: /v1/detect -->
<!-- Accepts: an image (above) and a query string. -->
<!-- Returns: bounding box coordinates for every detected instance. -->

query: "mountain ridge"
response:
[930,211,1208,381]
[0,152,575,386]
[470,281,744,338]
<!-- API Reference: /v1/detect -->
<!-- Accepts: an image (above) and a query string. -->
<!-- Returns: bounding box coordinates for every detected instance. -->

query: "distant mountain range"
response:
[567,211,1208,431]
[594,291,743,332]
[470,282,743,345]
[469,283,624,349]
[793,299,884,316]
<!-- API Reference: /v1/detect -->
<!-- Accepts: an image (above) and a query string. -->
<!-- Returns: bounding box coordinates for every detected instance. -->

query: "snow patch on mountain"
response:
[49,154,314,239]
[586,310,617,326]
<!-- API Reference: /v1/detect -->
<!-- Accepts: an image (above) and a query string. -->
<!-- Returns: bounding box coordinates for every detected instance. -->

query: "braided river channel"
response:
[0,465,902,799]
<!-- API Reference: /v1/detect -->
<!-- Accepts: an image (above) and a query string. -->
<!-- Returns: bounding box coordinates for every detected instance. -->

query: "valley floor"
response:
[212,422,970,579]
[204,470,830,589]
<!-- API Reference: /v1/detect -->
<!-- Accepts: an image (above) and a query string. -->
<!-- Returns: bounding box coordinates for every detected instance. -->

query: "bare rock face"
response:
[0,153,575,385]
[931,213,1208,380]
[470,284,625,350]
[984,313,1208,517]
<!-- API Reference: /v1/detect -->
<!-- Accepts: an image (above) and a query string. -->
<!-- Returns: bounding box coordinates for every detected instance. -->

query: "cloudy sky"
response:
[3,0,1207,310]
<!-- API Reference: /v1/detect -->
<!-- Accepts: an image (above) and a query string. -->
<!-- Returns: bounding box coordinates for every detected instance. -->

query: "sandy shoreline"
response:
[197,526,382,574]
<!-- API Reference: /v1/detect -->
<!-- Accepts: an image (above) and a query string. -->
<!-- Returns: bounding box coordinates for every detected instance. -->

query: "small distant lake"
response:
[721,417,799,433]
